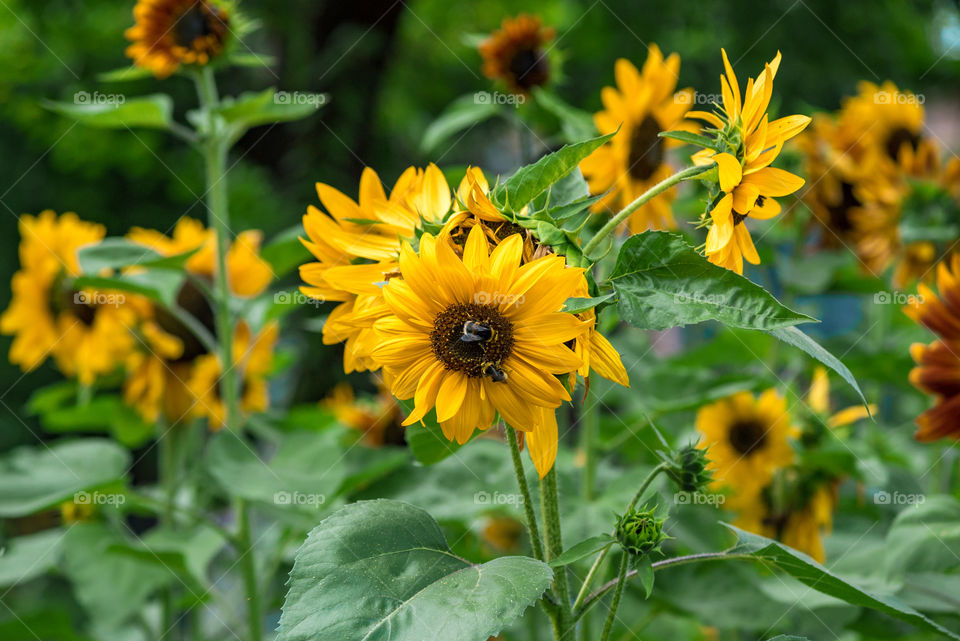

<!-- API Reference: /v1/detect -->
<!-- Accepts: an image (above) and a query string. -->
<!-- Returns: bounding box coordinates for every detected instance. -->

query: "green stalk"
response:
[581,164,714,258]
[540,468,572,637]
[193,67,260,641]
[598,552,629,641]
[504,424,545,561]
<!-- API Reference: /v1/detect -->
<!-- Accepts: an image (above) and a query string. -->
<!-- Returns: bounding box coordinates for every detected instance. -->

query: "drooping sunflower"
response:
[696,389,798,500]
[478,14,555,94]
[372,226,586,476]
[691,50,811,274]
[125,0,230,78]
[322,378,405,447]
[188,320,277,430]
[905,254,960,441]
[1,211,137,385]
[299,164,453,373]
[580,46,698,232]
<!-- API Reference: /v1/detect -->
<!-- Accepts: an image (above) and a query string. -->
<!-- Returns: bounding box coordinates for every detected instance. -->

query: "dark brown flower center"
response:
[430,303,514,379]
[884,127,920,161]
[825,181,861,233]
[172,2,226,51]
[509,48,549,90]
[155,278,216,362]
[728,418,767,455]
[627,116,664,181]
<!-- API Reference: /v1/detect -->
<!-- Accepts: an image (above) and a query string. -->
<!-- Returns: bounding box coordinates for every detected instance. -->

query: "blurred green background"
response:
[1,0,958,448]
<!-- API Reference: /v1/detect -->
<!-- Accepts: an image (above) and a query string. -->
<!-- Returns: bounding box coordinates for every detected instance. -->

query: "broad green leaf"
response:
[0,440,129,517]
[0,610,90,641]
[108,524,225,592]
[884,495,960,578]
[494,132,615,212]
[726,524,960,640]
[73,269,185,308]
[206,429,344,510]
[609,232,814,331]
[78,237,197,273]
[38,394,154,448]
[562,293,616,314]
[217,88,326,132]
[43,94,173,129]
[548,533,614,568]
[277,500,553,641]
[0,529,65,588]
[531,166,590,212]
[658,130,716,148]
[26,381,77,415]
[766,326,869,411]
[533,88,597,142]
[422,93,501,153]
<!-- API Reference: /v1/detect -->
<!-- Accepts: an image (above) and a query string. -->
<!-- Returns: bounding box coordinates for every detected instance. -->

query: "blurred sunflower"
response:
[691,50,810,274]
[905,255,960,440]
[735,483,835,563]
[480,515,525,553]
[696,389,798,499]
[807,366,875,429]
[839,81,925,170]
[125,0,229,78]
[478,14,555,94]
[299,164,452,373]
[188,321,277,430]
[580,46,697,232]
[322,378,405,447]
[123,217,273,423]
[1,211,136,385]
[373,226,586,476]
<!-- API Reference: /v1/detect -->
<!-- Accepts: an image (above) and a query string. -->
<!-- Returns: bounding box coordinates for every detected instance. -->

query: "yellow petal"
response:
[713,153,743,192]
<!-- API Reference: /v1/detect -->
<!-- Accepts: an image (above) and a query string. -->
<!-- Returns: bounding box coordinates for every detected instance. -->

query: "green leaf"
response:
[548,534,615,567]
[636,555,655,598]
[224,52,278,68]
[422,93,501,153]
[532,88,597,142]
[97,66,156,82]
[43,94,173,129]
[726,524,960,640]
[78,237,197,273]
[0,440,129,517]
[658,130,716,148]
[766,326,869,412]
[883,495,960,578]
[562,293,616,314]
[400,399,472,465]
[494,131,615,212]
[609,232,814,331]
[277,500,553,641]
[38,394,154,448]
[0,529,65,588]
[73,270,185,308]
[108,524,225,592]
[206,429,344,510]
[260,225,312,278]
[217,88,325,132]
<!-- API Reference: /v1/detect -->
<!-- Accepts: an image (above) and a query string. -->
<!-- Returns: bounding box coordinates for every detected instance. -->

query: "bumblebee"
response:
[481,361,508,383]
[461,320,495,343]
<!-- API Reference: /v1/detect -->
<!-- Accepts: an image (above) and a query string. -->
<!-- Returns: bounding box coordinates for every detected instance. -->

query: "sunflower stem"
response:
[581,163,715,259]
[598,552,629,641]
[626,462,670,514]
[504,424,545,562]
[540,467,572,637]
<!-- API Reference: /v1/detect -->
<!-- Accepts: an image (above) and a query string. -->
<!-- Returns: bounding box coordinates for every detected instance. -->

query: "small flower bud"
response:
[615,506,668,558]
[669,444,713,493]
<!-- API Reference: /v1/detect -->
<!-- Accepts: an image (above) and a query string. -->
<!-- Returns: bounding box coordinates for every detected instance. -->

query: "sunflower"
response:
[125,0,229,78]
[1,211,137,385]
[807,366,875,429]
[372,226,586,477]
[478,14,555,94]
[580,46,697,232]
[187,321,277,430]
[322,378,405,447]
[696,389,798,500]
[735,483,835,563]
[690,50,811,274]
[299,164,453,373]
[838,81,926,171]
[905,255,960,440]
[123,217,273,423]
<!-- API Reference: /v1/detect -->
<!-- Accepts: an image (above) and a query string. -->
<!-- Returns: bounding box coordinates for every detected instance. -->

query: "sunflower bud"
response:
[615,506,668,558]
[668,444,712,493]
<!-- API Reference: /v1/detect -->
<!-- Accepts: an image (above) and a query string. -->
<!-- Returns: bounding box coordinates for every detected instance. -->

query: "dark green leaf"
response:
[73,270,185,308]
[0,529,65,588]
[562,293,616,314]
[39,395,154,448]
[422,93,501,153]
[548,534,615,567]
[277,500,553,641]
[43,94,173,129]
[658,130,716,148]
[636,555,655,598]
[609,232,814,331]
[217,88,325,133]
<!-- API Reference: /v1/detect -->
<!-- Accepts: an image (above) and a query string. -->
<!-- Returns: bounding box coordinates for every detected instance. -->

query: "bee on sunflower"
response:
[1,211,137,386]
[478,14,555,95]
[125,0,230,78]
[579,45,698,232]
[123,217,275,426]
[685,50,811,274]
